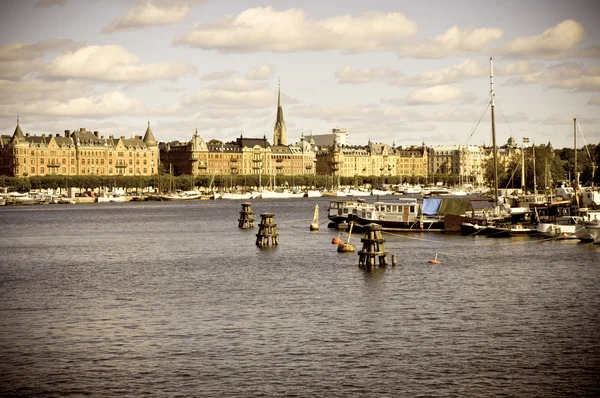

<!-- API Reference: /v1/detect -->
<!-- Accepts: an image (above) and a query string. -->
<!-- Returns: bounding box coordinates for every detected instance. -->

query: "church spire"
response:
[273,79,286,146]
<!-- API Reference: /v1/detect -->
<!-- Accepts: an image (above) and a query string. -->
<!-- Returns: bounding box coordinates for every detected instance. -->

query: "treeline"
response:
[482,143,600,190]
[0,174,430,192]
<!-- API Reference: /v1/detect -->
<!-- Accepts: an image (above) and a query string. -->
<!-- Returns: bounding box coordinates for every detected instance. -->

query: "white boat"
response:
[306,190,322,198]
[221,192,252,200]
[348,189,371,197]
[327,199,371,225]
[260,189,293,199]
[584,219,600,243]
[536,216,580,239]
[371,189,393,196]
[159,192,203,200]
[354,197,445,232]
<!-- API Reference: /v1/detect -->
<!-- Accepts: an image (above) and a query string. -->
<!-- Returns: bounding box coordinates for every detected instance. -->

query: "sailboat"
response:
[459,57,514,235]
[310,204,320,230]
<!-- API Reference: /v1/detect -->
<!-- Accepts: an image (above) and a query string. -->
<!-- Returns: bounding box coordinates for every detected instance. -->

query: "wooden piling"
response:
[256,213,279,246]
[358,223,388,269]
[238,202,255,229]
[392,253,397,266]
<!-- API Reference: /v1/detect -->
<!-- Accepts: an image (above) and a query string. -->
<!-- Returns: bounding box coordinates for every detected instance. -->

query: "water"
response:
[1,199,599,397]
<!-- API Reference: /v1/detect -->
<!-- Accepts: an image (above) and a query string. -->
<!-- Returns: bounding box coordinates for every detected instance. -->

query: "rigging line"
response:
[576,121,594,162]
[494,101,517,139]
[504,156,521,190]
[382,230,556,247]
[464,93,491,146]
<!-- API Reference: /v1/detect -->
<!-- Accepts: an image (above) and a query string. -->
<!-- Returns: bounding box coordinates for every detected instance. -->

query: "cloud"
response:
[541,115,599,125]
[0,78,91,105]
[335,65,404,84]
[407,85,475,105]
[501,19,585,58]
[291,103,416,123]
[182,80,277,109]
[396,26,504,58]
[504,62,600,91]
[336,60,545,88]
[0,39,82,61]
[200,70,236,81]
[0,92,149,118]
[41,45,196,82]
[174,7,418,52]
[35,0,65,8]
[102,0,204,33]
[589,96,600,106]
[246,64,275,80]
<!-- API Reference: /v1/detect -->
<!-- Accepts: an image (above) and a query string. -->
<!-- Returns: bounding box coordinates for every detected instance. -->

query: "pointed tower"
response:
[143,120,157,147]
[10,117,26,144]
[273,80,286,146]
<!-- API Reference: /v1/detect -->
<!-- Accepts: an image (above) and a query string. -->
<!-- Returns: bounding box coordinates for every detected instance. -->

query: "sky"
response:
[1,0,599,150]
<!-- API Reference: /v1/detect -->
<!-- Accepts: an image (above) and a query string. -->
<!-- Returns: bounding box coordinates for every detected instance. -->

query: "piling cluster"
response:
[238,202,255,229]
[358,223,389,270]
[256,213,279,247]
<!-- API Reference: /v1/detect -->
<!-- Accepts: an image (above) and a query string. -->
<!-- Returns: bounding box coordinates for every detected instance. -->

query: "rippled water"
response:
[1,199,599,397]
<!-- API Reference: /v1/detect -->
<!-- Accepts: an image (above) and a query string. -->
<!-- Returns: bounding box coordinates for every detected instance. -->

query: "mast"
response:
[532,144,537,195]
[574,118,578,191]
[490,57,499,209]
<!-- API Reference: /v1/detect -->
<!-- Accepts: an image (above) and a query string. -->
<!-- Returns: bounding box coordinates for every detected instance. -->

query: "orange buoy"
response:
[332,237,343,244]
[428,252,440,264]
[561,233,568,240]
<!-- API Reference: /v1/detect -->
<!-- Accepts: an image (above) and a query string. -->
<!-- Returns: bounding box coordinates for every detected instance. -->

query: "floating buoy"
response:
[337,243,356,252]
[332,237,343,244]
[310,205,319,231]
[561,233,569,240]
[428,252,440,264]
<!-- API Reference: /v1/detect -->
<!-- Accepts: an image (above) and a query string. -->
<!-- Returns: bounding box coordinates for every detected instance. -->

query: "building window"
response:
[71,159,74,164]
[41,167,44,173]
[31,167,35,174]
[62,167,66,174]
[41,158,44,164]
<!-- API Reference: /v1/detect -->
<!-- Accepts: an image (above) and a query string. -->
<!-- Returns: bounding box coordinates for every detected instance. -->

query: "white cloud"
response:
[541,115,599,125]
[0,39,82,61]
[1,92,148,118]
[182,80,276,109]
[291,104,416,123]
[200,70,236,81]
[502,19,585,58]
[505,62,600,91]
[0,78,91,105]
[589,96,600,106]
[246,64,275,80]
[407,85,475,105]
[174,7,418,52]
[42,45,196,82]
[335,65,404,84]
[102,0,204,33]
[396,26,504,58]
[336,60,545,88]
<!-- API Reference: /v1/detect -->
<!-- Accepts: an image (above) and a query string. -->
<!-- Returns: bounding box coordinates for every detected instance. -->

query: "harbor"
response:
[1,198,599,397]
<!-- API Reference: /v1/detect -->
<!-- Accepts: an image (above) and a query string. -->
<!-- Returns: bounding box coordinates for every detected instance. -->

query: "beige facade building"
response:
[0,120,159,177]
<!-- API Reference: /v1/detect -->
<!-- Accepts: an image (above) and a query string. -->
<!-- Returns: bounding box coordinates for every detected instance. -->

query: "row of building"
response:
[0,85,525,185]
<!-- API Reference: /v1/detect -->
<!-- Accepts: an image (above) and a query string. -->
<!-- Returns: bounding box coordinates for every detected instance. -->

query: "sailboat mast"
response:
[490,57,499,209]
[574,118,578,189]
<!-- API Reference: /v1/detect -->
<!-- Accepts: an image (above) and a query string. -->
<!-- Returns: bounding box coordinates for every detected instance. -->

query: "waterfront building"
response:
[308,127,348,149]
[315,141,398,179]
[394,145,429,181]
[0,119,159,177]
